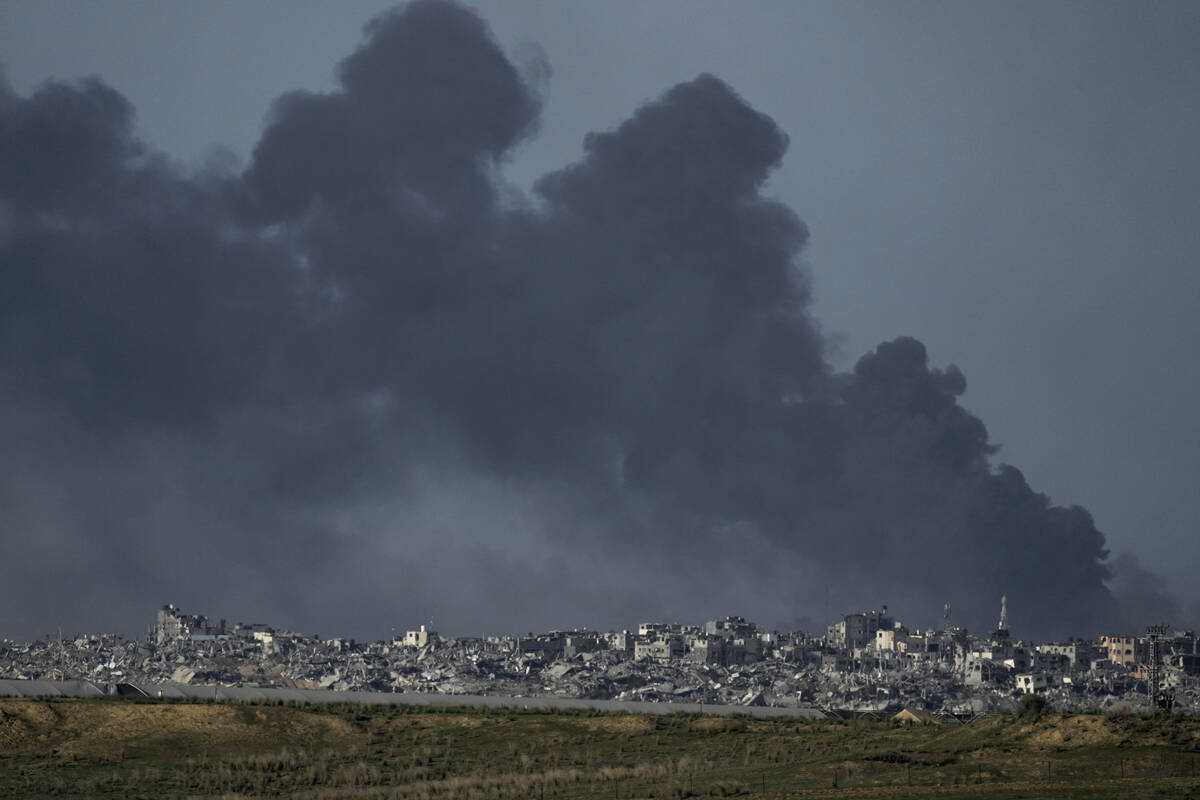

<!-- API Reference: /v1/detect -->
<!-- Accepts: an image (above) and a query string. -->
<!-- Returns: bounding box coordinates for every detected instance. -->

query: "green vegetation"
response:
[2,697,1200,798]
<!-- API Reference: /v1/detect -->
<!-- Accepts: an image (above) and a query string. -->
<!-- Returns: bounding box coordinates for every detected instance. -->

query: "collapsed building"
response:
[152,604,228,645]
[3,602,1198,716]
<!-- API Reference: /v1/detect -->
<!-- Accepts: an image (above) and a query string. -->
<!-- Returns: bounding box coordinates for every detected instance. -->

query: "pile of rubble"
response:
[3,606,1197,716]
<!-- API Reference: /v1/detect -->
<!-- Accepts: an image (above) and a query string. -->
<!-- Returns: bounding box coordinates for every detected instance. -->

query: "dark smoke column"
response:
[834,337,1116,635]
[0,0,1119,639]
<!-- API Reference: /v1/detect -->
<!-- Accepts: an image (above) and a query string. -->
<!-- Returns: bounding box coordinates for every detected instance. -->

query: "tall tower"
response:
[991,594,1011,643]
[1146,624,1170,713]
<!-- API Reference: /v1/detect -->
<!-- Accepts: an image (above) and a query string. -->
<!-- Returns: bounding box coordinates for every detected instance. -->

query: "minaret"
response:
[991,594,1011,642]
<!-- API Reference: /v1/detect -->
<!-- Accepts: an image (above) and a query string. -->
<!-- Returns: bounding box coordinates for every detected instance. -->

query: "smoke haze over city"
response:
[1,0,1197,641]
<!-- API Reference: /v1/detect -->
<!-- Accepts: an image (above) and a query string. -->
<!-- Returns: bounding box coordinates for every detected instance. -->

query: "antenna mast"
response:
[1146,624,1170,713]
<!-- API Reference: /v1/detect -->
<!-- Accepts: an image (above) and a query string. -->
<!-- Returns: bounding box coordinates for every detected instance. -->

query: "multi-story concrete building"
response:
[634,636,684,663]
[603,631,634,655]
[842,609,894,650]
[705,616,757,640]
[153,604,226,645]
[1015,673,1050,694]
[964,654,1008,687]
[1037,643,1106,670]
[1099,635,1139,667]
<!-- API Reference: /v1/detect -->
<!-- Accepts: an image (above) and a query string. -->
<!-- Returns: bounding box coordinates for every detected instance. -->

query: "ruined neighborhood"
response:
[3,600,1197,717]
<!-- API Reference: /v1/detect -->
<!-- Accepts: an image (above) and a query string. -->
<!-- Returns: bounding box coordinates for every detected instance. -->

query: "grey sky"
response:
[1,0,1197,638]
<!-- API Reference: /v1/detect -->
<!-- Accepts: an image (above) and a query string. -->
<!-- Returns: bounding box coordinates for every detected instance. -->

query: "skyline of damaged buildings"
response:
[4,599,1199,715]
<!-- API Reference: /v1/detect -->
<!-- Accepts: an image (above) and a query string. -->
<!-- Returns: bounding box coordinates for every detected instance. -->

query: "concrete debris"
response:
[2,607,1198,715]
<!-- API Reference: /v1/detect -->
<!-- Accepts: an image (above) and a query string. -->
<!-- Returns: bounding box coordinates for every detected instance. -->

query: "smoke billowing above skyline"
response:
[0,0,1187,641]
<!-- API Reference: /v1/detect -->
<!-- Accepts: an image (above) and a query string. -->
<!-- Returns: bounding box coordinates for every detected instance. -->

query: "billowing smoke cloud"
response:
[1,0,1124,640]
[1107,552,1183,632]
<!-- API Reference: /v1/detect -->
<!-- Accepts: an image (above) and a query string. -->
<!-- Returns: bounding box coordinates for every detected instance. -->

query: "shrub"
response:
[1018,694,1048,722]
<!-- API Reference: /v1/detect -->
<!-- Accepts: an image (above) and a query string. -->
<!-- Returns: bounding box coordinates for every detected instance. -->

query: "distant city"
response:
[2,598,1193,717]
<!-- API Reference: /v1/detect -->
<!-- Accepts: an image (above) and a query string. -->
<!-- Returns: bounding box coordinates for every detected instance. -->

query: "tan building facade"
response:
[1099,635,1138,666]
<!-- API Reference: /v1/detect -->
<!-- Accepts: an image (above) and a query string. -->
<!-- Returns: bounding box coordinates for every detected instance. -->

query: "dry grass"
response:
[1026,714,1120,748]
[688,717,749,732]
[576,714,655,734]
[0,698,357,758]
[3,699,1200,799]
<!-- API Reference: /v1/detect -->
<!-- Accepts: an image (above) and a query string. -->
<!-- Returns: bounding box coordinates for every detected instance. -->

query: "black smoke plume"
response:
[0,0,1119,640]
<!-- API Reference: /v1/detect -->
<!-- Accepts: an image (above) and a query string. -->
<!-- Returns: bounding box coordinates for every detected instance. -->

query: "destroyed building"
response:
[4,603,1200,717]
[152,604,227,645]
[400,625,438,648]
[828,608,894,651]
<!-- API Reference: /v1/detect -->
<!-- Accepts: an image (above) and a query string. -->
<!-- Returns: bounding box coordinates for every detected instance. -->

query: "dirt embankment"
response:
[0,699,358,758]
[1023,715,1121,748]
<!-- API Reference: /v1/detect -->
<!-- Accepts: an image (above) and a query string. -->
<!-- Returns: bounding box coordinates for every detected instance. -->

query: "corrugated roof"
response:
[0,678,105,697]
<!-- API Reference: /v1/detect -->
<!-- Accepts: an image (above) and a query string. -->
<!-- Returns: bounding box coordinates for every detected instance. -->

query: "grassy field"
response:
[3,697,1200,798]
